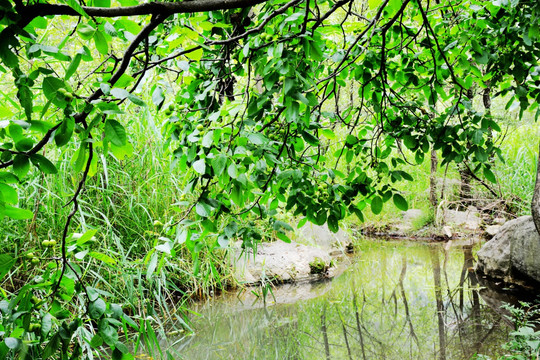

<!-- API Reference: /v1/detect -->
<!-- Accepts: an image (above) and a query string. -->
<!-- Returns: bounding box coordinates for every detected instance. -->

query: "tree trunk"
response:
[459,165,472,209]
[532,143,540,236]
[430,147,438,208]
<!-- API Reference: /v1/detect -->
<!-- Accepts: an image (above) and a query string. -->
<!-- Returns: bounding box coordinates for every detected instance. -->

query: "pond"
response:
[160,239,514,360]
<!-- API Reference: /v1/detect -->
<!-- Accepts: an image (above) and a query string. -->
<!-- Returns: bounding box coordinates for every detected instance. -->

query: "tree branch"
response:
[20,0,270,20]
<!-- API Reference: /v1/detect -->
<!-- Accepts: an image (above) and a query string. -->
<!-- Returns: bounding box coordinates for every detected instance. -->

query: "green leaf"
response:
[301,130,319,146]
[151,87,164,108]
[284,78,295,95]
[90,334,103,348]
[193,159,206,174]
[43,333,60,359]
[98,320,118,346]
[62,0,89,17]
[202,131,213,148]
[89,298,106,319]
[54,117,75,147]
[0,254,15,280]
[43,76,66,100]
[327,214,339,233]
[403,135,417,149]
[17,85,33,121]
[475,147,488,162]
[483,166,497,183]
[13,155,30,179]
[228,163,238,179]
[4,205,33,220]
[104,120,127,146]
[74,143,87,172]
[472,129,483,145]
[110,88,129,100]
[30,154,57,174]
[0,183,17,204]
[393,193,408,211]
[93,31,109,55]
[371,196,383,215]
[88,251,117,265]
[65,53,82,80]
[41,313,53,336]
[212,155,227,176]
[127,93,145,106]
[196,202,211,217]
[273,220,293,232]
[185,48,203,61]
[146,252,158,278]
[75,229,98,246]
[247,133,266,145]
[415,151,424,164]
[276,232,291,243]
[4,338,21,350]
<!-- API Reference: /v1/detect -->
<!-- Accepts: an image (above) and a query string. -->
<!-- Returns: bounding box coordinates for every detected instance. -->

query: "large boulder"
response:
[443,207,482,230]
[231,241,333,284]
[476,216,540,284]
[299,223,350,255]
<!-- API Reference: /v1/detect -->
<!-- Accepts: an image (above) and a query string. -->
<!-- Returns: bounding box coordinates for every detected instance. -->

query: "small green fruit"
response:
[168,104,175,112]
[41,240,49,247]
[26,252,35,259]
[279,75,286,82]
[153,220,164,228]
[49,240,57,246]
[31,258,39,265]
[196,124,204,131]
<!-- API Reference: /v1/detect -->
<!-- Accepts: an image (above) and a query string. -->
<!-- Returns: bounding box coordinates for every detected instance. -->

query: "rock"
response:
[443,226,453,238]
[485,225,502,237]
[443,207,481,230]
[400,209,425,231]
[402,209,424,222]
[231,241,333,284]
[390,209,425,233]
[299,223,350,252]
[477,216,540,284]
[493,217,507,225]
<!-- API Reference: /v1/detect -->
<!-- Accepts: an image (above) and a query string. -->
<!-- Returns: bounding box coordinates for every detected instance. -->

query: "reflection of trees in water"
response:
[296,244,507,360]
[172,243,510,359]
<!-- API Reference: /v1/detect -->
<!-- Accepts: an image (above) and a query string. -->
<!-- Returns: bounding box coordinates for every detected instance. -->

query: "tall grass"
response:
[493,121,540,215]
[0,108,235,326]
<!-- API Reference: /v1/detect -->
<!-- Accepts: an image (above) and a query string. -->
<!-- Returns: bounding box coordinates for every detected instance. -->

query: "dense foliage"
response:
[0,0,539,358]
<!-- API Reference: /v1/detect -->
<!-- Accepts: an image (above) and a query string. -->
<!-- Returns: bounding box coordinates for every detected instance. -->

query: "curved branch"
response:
[19,0,270,20]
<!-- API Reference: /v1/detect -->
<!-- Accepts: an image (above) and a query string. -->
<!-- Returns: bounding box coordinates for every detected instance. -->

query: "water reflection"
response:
[163,240,510,359]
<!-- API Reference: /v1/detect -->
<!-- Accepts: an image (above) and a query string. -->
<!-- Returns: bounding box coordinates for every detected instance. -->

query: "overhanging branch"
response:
[20,0,270,20]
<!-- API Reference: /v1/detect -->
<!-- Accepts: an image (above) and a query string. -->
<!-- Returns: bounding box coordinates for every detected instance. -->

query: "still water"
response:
[163,239,513,359]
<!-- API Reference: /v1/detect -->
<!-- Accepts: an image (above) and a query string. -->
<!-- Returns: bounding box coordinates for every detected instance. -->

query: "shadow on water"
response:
[159,239,520,360]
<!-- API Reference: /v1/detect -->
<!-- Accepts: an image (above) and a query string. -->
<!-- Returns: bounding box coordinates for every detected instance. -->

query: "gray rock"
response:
[299,223,349,251]
[394,209,425,232]
[443,225,453,238]
[443,207,482,230]
[476,226,512,280]
[231,241,333,284]
[485,225,502,237]
[402,209,424,222]
[477,216,540,283]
